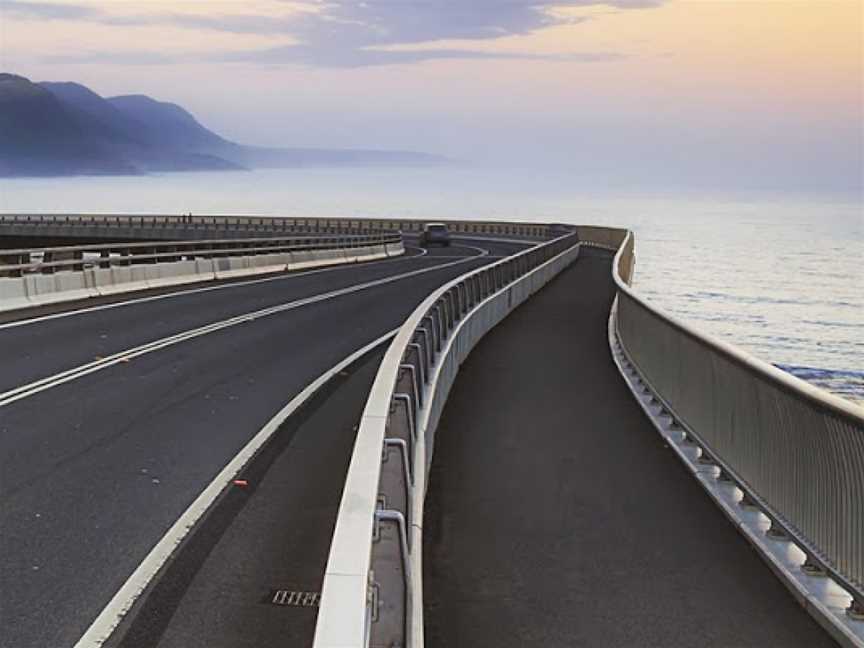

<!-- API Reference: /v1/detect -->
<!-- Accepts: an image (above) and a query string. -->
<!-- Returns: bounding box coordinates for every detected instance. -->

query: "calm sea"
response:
[1,167,861,405]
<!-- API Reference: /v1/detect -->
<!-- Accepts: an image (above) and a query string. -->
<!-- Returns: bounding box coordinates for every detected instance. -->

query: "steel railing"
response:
[0,233,400,276]
[0,213,386,235]
[0,213,553,240]
[313,231,581,648]
[609,230,864,619]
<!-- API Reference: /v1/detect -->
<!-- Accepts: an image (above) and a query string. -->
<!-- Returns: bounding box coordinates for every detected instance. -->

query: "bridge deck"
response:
[0,238,523,648]
[109,349,384,648]
[423,248,837,647]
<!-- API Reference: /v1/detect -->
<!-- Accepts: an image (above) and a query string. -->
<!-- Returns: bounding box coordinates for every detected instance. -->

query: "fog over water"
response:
[1,166,861,404]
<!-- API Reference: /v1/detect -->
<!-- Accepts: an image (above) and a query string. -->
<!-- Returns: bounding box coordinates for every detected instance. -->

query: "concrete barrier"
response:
[386,242,405,257]
[0,277,31,311]
[0,240,405,315]
[287,250,316,270]
[22,272,98,307]
[94,266,138,296]
[144,260,209,288]
[313,233,581,648]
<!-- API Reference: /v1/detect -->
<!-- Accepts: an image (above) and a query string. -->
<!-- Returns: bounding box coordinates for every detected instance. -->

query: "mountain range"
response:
[0,73,446,177]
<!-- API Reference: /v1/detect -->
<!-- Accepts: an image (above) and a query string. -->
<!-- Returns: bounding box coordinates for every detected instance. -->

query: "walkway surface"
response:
[423,248,837,648]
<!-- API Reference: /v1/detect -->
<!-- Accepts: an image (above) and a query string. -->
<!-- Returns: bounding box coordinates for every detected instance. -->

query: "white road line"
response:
[451,244,491,256]
[452,235,539,246]
[72,329,399,648]
[0,245,430,331]
[0,252,486,408]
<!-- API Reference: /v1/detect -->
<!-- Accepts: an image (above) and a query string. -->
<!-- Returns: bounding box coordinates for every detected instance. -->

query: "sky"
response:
[1,0,862,194]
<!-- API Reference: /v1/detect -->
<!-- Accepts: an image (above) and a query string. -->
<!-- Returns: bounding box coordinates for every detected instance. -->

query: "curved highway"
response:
[0,237,527,648]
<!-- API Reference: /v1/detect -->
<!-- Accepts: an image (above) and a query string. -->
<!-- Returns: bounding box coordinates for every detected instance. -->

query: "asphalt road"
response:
[423,248,838,648]
[114,349,385,648]
[0,239,517,394]
[0,237,526,648]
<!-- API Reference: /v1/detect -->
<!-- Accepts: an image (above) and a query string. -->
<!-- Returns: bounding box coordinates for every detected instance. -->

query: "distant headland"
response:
[0,73,447,178]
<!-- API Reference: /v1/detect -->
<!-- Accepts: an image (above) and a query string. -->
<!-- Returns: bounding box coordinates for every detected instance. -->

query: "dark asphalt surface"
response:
[0,239,519,394]
[0,237,526,648]
[423,248,837,648]
[114,349,384,648]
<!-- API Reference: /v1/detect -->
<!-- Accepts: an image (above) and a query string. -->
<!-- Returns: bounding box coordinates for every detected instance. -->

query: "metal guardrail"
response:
[0,213,382,235]
[313,231,581,648]
[0,213,553,239]
[610,230,864,619]
[0,233,399,276]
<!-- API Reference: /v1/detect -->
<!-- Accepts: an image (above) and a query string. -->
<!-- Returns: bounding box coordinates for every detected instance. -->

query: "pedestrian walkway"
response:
[422,248,837,648]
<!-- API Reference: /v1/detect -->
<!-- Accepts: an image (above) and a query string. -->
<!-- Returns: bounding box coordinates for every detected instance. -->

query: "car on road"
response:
[420,222,451,247]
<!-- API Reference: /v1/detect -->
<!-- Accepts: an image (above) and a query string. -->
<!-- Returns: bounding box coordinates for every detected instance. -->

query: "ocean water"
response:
[1,167,861,405]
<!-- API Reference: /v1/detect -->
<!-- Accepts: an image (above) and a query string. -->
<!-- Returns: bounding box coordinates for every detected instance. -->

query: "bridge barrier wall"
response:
[93,266,143,296]
[23,272,97,306]
[314,232,581,648]
[0,239,404,314]
[608,231,864,629]
[0,213,554,242]
[0,279,29,311]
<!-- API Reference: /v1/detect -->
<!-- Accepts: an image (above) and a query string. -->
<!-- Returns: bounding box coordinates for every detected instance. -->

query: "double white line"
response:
[0,252,486,409]
[0,245,430,332]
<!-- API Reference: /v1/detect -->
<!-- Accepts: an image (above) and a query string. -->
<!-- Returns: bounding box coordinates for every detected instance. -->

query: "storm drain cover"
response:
[268,589,320,607]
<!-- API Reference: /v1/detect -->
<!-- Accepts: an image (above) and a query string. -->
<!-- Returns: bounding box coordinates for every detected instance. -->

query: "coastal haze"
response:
[0,73,444,175]
[1,0,861,192]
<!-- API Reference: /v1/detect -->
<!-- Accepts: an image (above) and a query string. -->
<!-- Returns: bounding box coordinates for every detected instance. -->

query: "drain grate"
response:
[268,589,320,607]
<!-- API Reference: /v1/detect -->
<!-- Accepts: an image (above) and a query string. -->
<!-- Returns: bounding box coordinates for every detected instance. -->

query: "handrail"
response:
[314,230,581,648]
[611,232,863,423]
[609,230,864,614]
[0,233,399,275]
[0,233,381,257]
[0,213,554,240]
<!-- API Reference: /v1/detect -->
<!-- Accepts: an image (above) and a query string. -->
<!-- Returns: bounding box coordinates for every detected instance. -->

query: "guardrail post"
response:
[370,509,411,648]
[397,363,422,410]
[849,596,864,620]
[439,299,451,337]
[416,326,434,373]
[459,284,467,314]
[0,253,26,278]
[430,307,443,352]
[383,437,413,490]
[801,554,828,577]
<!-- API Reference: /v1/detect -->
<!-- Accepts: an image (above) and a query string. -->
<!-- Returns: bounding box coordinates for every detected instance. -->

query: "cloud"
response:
[0,0,95,20]
[287,1,662,47]
[215,44,626,68]
[41,50,175,65]
[11,0,665,67]
[165,1,666,47]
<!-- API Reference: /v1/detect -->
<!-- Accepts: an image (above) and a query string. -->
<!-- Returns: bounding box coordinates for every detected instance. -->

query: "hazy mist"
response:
[1,0,862,194]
